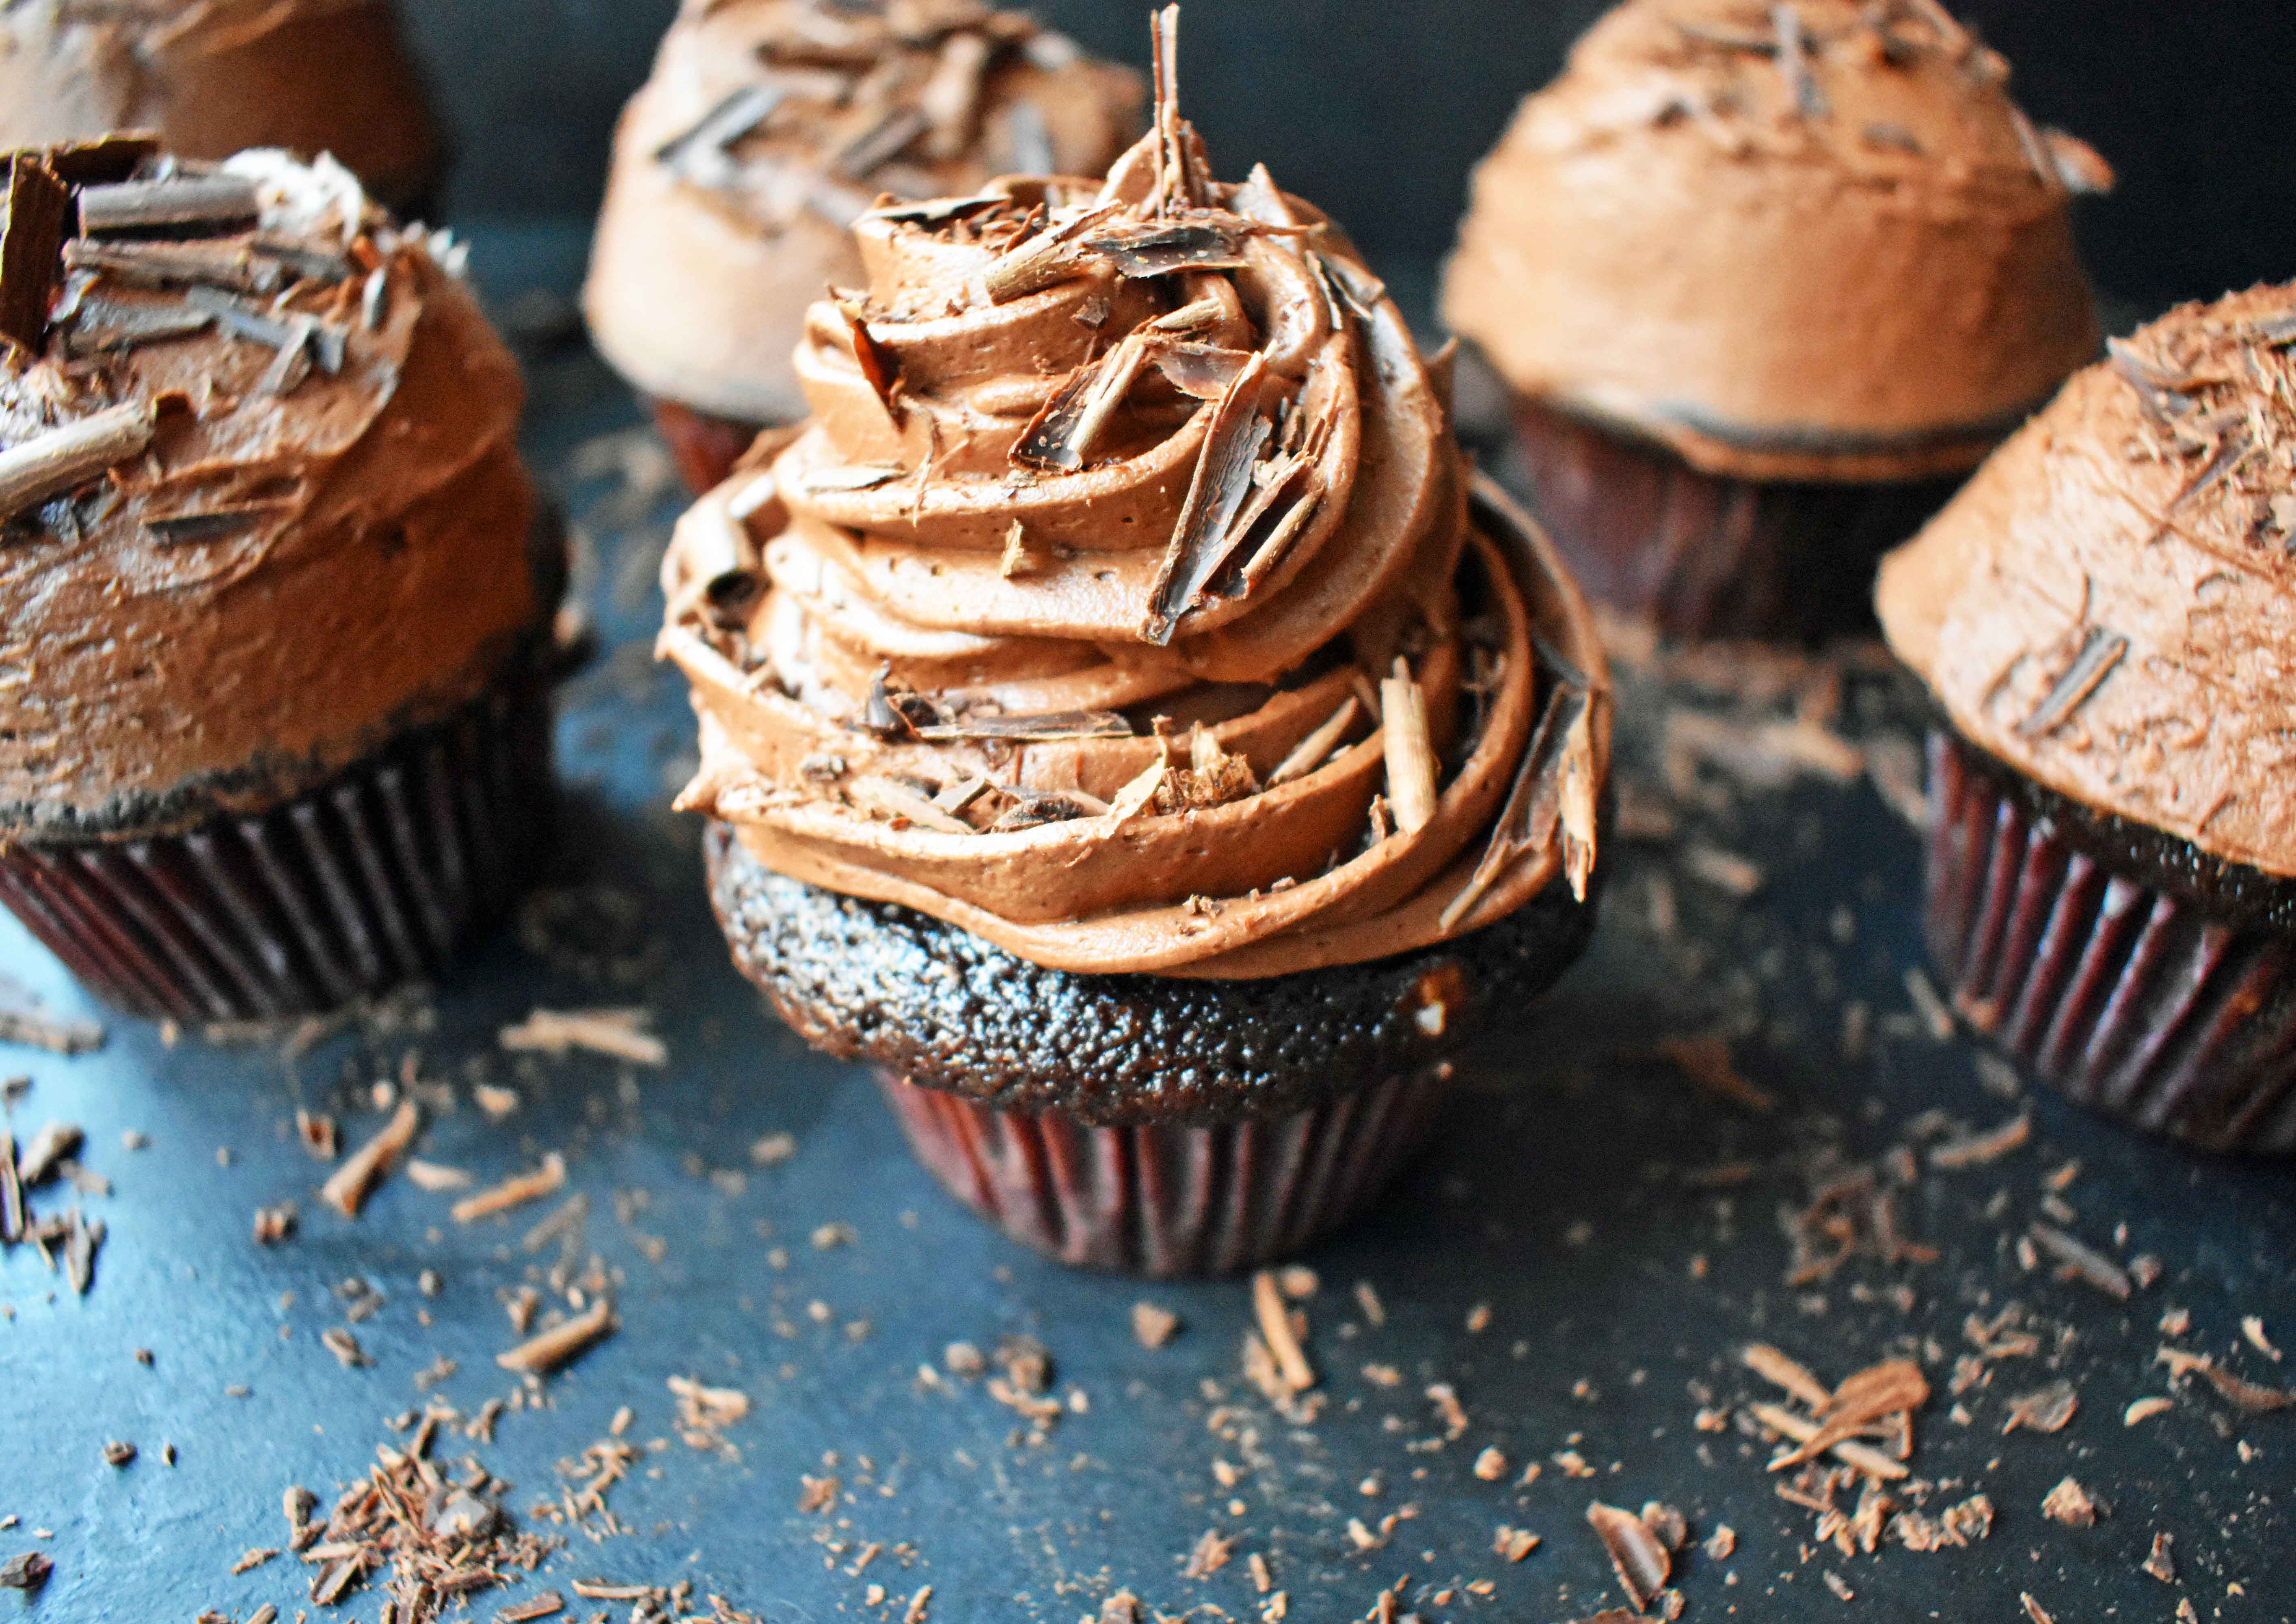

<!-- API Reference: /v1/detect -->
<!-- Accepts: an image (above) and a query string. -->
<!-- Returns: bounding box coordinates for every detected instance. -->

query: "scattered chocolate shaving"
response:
[1585,1501,1669,1612]
[1658,1033,1776,1114]
[318,1098,420,1218]
[145,503,287,545]
[2027,1222,2132,1299]
[1929,1111,2030,1169]
[0,1132,21,1244]
[654,84,788,182]
[497,1298,616,1375]
[62,236,279,295]
[450,1153,568,1224]
[1081,217,1247,279]
[831,106,930,181]
[0,402,158,527]
[15,1120,82,1186]
[915,708,1132,742]
[1266,695,1361,788]
[2020,1594,2056,1624]
[801,462,905,492]
[499,1008,666,1067]
[78,175,259,237]
[2017,627,2127,737]
[1379,657,1439,835]
[1743,1344,1834,1412]
[2202,1364,2295,1414]
[2106,336,2194,419]
[868,191,1007,227]
[0,154,68,354]
[2040,1476,2100,1527]
[2143,1531,2177,1583]
[1251,1268,1315,1394]
[0,1552,50,1591]
[2002,1380,2078,1434]
[64,292,214,353]
[1745,1404,1906,1481]
[835,298,904,423]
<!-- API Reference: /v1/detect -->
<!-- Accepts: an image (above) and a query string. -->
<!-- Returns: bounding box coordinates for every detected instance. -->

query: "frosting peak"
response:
[1442,0,2108,483]
[1879,281,2296,879]
[664,11,1609,980]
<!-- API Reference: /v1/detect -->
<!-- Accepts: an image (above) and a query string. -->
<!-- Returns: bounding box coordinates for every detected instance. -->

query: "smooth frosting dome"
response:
[585,0,1144,425]
[1442,0,2109,482]
[0,141,537,839]
[0,1,442,212]
[662,31,1608,980]
[1879,281,2296,878]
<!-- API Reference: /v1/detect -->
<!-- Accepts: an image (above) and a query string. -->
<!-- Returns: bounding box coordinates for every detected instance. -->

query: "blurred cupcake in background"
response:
[0,139,558,1022]
[584,0,1143,495]
[1881,282,2296,1156]
[0,0,445,219]
[1444,0,2110,643]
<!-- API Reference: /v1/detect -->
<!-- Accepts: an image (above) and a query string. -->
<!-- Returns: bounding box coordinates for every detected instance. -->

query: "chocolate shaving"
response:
[0,402,156,526]
[78,175,259,238]
[802,462,905,492]
[0,1002,104,1054]
[145,503,285,545]
[319,1099,419,1218]
[2203,1365,2295,1413]
[62,237,280,296]
[63,1205,103,1294]
[2017,628,2126,738]
[1585,1502,1670,1612]
[978,199,1121,302]
[832,106,930,181]
[184,285,346,374]
[654,85,788,184]
[869,191,1007,226]
[836,299,903,423]
[1144,350,1270,642]
[0,1131,22,1244]
[1267,694,1361,788]
[1004,99,1057,176]
[0,154,68,354]
[248,236,355,285]
[1081,218,1247,279]
[2246,312,2296,348]
[1380,657,1439,835]
[1771,6,1829,118]
[2107,337,2194,419]
[914,709,1132,742]
[43,134,159,189]
[2002,1380,2079,1435]
[497,1297,616,1374]
[1011,333,1158,472]
[1441,679,1585,930]
[2027,1222,2132,1299]
[64,293,213,353]
[1149,341,1253,400]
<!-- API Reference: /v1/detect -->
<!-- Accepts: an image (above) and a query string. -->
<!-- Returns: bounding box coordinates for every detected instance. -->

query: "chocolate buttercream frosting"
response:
[662,10,1609,981]
[1879,281,2296,881]
[1443,0,2110,484]
[585,0,1144,427]
[0,1,442,213]
[0,139,538,842]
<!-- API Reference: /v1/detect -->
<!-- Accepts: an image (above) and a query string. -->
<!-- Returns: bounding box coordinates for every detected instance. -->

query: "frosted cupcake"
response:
[1444,0,2109,641]
[586,0,1143,494]
[659,11,1610,1272]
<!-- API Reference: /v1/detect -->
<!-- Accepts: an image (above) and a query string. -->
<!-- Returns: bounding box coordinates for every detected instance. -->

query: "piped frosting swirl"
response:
[663,17,1609,980]
[1443,0,2109,484]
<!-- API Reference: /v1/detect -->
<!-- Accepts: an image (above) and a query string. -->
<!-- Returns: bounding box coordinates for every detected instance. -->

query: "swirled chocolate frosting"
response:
[1443,0,2109,484]
[0,140,537,841]
[0,1,441,213]
[585,0,1144,426]
[662,22,1609,980]
[1879,281,2296,879]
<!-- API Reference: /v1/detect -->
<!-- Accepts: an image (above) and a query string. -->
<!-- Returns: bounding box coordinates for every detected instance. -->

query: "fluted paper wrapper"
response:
[1925,730,2296,1155]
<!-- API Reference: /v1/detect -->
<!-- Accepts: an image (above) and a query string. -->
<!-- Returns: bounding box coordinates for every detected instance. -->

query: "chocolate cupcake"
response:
[1879,282,2296,1155]
[660,11,1611,1273]
[584,0,1143,495]
[1443,0,2111,642]
[0,139,557,1022]
[0,2,444,220]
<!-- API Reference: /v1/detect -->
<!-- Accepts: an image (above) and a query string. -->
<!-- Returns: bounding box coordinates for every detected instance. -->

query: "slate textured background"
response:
[399,0,2296,312]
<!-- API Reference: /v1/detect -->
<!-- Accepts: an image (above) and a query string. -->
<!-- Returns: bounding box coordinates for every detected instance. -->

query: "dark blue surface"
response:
[0,228,2290,1624]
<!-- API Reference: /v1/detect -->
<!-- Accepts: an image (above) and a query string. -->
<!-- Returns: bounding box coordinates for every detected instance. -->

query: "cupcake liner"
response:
[651,397,770,498]
[1924,730,2296,1154]
[875,1064,1456,1276]
[1510,399,1962,642]
[0,678,553,1024]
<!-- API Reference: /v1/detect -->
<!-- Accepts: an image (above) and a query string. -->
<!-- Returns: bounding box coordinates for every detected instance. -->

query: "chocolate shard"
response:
[1149,341,1253,401]
[0,402,157,526]
[1009,355,1106,472]
[1143,350,1271,643]
[0,154,69,354]
[868,191,1007,226]
[146,504,287,545]
[914,709,1133,742]
[42,133,160,189]
[836,299,903,423]
[832,106,930,181]
[2017,627,2126,738]
[1081,218,1248,279]
[182,285,345,375]
[78,175,260,238]
[248,236,355,285]
[62,237,281,296]
[655,84,789,185]
[63,292,214,354]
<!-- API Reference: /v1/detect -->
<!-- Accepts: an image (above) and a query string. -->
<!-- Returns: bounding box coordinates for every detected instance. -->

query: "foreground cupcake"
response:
[0,138,556,1022]
[1879,283,2296,1155]
[659,12,1610,1273]
[0,1,444,218]
[585,0,1143,495]
[1444,0,2110,641]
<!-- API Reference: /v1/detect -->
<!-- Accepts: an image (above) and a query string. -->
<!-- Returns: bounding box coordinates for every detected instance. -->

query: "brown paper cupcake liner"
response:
[1510,399,1962,643]
[651,397,771,498]
[1925,730,2296,1154]
[875,1064,1454,1276]
[0,679,553,1024]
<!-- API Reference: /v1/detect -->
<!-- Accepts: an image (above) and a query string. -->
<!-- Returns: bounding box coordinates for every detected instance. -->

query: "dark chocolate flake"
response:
[1144,350,1271,642]
[0,153,69,354]
[1081,218,1247,279]
[914,710,1133,742]
[78,174,259,238]
[146,504,287,545]
[832,106,931,181]
[65,293,213,354]
[655,84,790,186]
[62,237,280,296]
[2017,628,2127,738]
